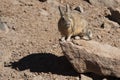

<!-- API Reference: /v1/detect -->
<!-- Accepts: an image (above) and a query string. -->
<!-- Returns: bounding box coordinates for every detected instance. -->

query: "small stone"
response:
[102,78,107,80]
[0,22,9,33]
[80,74,93,80]
[97,35,102,39]
[75,36,80,40]
[39,9,49,16]
[74,6,84,13]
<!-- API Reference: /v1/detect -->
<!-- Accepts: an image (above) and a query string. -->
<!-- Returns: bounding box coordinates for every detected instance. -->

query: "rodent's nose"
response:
[66,22,70,26]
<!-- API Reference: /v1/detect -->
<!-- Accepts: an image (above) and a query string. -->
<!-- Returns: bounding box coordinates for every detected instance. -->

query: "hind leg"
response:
[82,28,92,40]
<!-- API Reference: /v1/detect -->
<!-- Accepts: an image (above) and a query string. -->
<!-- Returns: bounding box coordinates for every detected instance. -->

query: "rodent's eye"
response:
[69,16,72,19]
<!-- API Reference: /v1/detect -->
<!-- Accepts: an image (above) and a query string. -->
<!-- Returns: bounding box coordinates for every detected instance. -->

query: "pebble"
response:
[39,9,49,16]
[80,74,93,80]
[74,6,84,13]
[75,36,80,40]
[0,22,9,33]
[97,35,102,39]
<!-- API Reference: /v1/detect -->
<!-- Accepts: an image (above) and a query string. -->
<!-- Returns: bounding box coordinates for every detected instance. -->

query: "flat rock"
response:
[60,40,120,78]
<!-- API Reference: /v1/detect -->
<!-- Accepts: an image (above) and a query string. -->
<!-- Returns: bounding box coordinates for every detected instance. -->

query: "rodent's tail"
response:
[86,28,93,40]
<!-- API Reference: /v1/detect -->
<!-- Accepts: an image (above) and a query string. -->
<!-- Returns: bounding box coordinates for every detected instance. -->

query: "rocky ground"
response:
[0,0,120,80]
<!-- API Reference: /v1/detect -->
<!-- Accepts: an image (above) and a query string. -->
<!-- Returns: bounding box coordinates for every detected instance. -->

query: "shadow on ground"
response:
[11,53,79,76]
[105,9,120,25]
[83,73,120,80]
[10,53,120,79]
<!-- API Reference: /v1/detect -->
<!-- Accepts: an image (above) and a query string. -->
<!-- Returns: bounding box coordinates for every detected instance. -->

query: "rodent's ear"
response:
[58,6,64,17]
[66,4,70,13]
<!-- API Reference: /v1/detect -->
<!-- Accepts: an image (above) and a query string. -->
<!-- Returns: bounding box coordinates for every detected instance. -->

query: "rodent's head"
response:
[59,4,73,28]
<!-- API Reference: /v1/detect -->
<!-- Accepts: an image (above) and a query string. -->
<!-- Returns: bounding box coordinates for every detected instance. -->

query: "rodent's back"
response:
[71,11,88,36]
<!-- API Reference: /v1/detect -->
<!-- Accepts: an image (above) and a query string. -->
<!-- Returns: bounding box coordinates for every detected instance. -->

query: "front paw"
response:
[82,36,91,40]
[60,37,66,42]
[66,38,71,42]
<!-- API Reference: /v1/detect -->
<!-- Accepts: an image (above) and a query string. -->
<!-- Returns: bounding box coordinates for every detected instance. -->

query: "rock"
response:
[103,18,120,29]
[47,0,59,5]
[0,22,9,33]
[74,6,84,13]
[75,36,81,40]
[80,74,93,80]
[106,8,120,25]
[60,40,120,78]
[102,78,107,80]
[97,35,102,39]
[88,0,119,9]
[101,20,117,32]
[39,9,49,16]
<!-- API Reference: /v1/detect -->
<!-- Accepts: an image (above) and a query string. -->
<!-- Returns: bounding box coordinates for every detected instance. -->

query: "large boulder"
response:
[60,40,120,78]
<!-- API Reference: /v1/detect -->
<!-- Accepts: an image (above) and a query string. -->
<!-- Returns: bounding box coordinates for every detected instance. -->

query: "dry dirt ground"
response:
[0,0,120,80]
